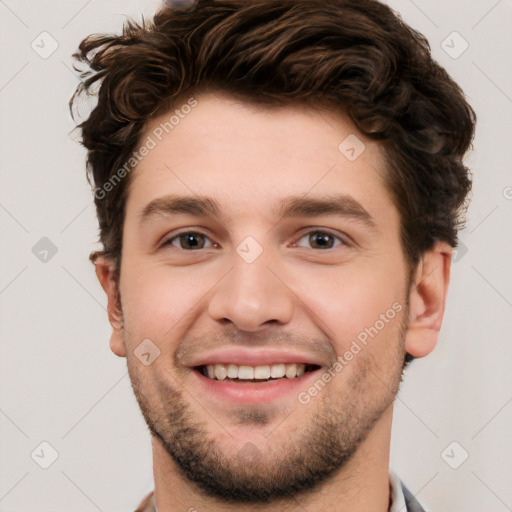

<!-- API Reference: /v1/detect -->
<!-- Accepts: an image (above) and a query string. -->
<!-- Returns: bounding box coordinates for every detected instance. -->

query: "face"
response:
[111,92,413,502]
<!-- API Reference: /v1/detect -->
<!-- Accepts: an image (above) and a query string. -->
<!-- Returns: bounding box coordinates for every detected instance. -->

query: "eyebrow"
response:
[138,193,378,230]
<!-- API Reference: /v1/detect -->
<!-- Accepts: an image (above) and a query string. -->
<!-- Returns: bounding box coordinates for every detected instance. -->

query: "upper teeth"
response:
[205,363,306,380]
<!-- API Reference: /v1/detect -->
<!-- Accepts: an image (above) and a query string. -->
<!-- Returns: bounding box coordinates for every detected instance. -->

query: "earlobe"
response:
[94,255,127,358]
[404,241,452,358]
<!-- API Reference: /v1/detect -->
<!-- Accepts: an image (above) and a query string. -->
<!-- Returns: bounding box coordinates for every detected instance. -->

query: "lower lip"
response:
[191,368,323,404]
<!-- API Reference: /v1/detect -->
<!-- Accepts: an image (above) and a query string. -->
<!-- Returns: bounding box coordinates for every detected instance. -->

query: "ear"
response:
[405,241,453,358]
[94,254,126,358]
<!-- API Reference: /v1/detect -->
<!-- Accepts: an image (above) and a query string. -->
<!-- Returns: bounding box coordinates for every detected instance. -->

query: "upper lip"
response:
[189,348,326,368]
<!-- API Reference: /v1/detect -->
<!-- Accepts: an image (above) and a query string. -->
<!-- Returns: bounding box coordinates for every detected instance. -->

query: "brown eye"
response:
[163,231,213,250]
[295,230,344,250]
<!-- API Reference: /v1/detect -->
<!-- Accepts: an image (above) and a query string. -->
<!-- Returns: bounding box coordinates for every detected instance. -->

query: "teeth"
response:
[227,364,238,378]
[285,363,297,379]
[214,364,227,380]
[238,365,254,379]
[270,364,286,378]
[254,366,271,379]
[205,363,307,381]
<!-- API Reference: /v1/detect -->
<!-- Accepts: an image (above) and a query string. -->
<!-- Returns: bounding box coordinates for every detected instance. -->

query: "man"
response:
[70,0,475,510]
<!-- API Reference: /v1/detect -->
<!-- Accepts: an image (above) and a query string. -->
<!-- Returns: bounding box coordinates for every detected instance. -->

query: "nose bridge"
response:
[208,238,294,331]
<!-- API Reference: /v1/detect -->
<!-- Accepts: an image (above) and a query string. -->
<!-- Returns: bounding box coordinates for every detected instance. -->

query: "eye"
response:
[161,231,216,251]
[294,230,346,250]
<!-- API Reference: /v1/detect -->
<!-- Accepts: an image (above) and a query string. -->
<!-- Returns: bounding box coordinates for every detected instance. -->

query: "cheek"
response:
[120,264,212,344]
[298,257,406,353]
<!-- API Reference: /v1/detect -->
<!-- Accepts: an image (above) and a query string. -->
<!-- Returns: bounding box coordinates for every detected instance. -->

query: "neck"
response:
[152,406,393,512]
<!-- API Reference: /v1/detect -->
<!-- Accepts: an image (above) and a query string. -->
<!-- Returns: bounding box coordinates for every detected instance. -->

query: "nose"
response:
[207,247,295,332]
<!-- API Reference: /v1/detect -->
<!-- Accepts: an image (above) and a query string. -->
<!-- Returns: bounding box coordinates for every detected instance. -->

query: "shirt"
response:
[389,471,428,512]
[134,472,427,512]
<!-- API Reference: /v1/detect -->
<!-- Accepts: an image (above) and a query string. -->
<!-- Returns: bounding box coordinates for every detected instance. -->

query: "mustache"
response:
[175,329,337,366]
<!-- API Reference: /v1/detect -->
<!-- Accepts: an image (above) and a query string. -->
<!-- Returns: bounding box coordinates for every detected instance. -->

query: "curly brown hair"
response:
[70,0,475,281]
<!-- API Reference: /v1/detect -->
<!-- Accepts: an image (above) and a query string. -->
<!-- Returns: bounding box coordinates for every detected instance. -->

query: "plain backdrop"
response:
[0,0,511,510]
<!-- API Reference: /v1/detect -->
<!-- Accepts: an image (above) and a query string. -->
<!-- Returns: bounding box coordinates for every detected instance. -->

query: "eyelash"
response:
[160,229,348,251]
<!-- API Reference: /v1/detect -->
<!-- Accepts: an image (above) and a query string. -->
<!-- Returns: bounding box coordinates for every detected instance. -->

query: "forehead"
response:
[124,91,397,228]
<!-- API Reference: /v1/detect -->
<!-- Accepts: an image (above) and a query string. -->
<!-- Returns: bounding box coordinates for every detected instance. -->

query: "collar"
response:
[389,471,428,512]
[389,470,407,512]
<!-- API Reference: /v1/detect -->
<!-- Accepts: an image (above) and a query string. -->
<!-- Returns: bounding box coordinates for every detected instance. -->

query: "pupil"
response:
[311,232,332,249]
[182,233,202,249]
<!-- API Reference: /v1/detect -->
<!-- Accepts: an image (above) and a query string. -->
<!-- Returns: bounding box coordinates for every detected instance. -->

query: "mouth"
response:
[184,348,329,404]
[189,361,324,404]
[195,363,321,383]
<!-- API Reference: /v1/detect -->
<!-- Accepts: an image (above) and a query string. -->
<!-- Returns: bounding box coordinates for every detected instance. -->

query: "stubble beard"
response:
[125,311,409,504]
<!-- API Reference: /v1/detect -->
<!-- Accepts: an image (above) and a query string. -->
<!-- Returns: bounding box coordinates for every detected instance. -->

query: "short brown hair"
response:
[70,0,475,277]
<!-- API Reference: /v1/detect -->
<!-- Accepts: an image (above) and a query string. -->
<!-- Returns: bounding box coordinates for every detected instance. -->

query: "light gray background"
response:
[1,0,511,510]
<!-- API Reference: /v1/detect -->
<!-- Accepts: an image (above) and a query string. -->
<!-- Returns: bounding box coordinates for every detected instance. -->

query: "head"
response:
[71,0,475,505]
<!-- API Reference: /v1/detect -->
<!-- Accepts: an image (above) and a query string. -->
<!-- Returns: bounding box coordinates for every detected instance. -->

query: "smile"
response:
[190,362,324,404]
[198,363,320,381]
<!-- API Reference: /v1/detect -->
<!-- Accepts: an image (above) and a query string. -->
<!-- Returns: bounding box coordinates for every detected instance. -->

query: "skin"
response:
[95,91,452,512]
